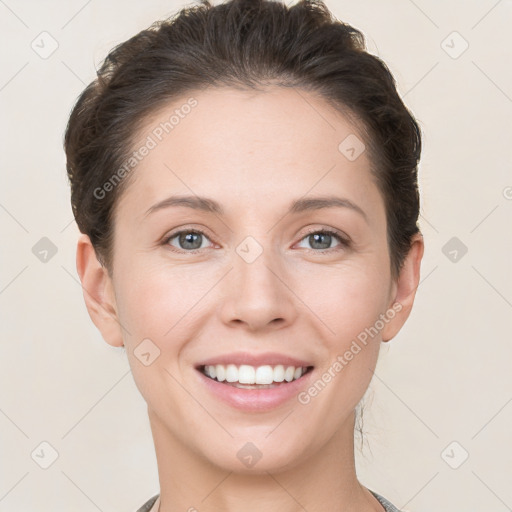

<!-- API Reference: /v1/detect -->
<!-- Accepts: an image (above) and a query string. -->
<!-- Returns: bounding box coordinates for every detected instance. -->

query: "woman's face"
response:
[90,86,420,473]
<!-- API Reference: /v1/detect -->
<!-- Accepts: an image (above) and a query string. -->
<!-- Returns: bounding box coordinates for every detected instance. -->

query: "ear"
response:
[381,232,424,342]
[75,233,124,347]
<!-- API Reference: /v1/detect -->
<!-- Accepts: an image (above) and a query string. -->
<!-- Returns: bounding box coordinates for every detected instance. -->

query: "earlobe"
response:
[76,234,124,347]
[381,233,424,342]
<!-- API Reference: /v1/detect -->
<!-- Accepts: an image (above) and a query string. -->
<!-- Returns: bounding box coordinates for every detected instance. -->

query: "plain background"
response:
[1,0,511,510]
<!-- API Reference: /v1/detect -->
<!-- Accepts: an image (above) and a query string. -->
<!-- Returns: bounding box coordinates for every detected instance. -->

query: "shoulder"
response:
[135,494,159,512]
[368,489,404,512]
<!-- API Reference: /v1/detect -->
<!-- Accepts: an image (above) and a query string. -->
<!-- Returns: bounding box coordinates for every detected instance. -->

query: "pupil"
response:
[181,232,201,249]
[311,233,330,249]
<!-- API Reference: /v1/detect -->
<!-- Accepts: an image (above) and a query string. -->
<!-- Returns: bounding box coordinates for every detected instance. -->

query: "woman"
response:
[63,0,424,510]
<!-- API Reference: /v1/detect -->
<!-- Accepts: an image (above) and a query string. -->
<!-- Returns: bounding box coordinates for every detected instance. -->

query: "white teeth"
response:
[238,365,255,384]
[284,366,295,382]
[202,364,309,384]
[225,364,238,383]
[215,364,226,382]
[273,365,285,382]
[255,365,274,385]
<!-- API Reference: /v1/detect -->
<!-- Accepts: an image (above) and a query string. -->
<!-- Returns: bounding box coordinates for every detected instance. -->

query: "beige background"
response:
[1,0,511,510]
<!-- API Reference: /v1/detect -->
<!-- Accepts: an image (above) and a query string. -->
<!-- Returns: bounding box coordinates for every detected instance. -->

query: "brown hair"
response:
[64,0,422,280]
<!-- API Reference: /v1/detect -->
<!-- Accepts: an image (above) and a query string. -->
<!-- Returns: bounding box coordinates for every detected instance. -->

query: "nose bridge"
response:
[219,233,297,330]
[236,234,279,290]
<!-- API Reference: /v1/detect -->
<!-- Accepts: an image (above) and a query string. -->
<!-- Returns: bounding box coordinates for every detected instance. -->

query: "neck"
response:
[148,407,384,512]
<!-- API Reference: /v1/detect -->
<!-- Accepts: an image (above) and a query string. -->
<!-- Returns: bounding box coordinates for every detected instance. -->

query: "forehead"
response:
[115,86,382,222]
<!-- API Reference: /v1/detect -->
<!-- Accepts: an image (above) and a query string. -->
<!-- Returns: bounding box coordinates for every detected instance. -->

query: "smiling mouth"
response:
[198,364,314,389]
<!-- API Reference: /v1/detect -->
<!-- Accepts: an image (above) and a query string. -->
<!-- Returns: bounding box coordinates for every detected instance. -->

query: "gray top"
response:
[136,489,403,511]
[136,494,158,512]
[369,489,404,511]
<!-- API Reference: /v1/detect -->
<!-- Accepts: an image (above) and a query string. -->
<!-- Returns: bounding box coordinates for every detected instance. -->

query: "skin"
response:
[76,86,424,512]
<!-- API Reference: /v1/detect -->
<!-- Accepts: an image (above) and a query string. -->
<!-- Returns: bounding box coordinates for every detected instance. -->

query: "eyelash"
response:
[299,227,351,253]
[162,227,351,254]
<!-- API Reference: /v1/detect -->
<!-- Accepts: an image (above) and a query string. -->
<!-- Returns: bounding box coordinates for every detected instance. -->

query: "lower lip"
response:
[196,368,314,412]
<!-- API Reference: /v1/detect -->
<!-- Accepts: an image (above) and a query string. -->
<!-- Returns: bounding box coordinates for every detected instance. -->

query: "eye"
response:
[295,228,350,252]
[162,227,350,254]
[163,229,213,252]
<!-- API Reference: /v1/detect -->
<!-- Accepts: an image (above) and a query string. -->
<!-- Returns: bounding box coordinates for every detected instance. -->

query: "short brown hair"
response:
[64,0,422,279]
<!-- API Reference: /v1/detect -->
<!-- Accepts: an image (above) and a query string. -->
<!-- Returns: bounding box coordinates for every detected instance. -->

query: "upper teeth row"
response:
[203,364,308,384]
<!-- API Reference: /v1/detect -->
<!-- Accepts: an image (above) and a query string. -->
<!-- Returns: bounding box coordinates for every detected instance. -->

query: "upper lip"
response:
[195,352,314,369]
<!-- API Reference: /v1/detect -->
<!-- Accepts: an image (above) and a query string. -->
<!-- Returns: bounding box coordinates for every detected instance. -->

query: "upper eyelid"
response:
[296,228,349,248]
[164,226,213,243]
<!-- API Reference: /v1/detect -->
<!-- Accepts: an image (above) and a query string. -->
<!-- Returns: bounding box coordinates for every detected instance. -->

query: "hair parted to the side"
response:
[64,0,422,281]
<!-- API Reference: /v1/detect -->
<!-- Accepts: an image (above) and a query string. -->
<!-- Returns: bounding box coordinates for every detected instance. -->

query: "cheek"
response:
[115,259,216,340]
[113,261,208,406]
[296,268,386,420]
[300,262,390,343]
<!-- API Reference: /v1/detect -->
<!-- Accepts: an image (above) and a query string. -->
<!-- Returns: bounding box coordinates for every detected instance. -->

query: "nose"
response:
[218,240,298,332]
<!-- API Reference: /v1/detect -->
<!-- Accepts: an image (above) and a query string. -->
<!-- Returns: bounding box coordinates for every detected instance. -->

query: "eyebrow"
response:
[144,194,368,222]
